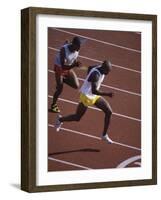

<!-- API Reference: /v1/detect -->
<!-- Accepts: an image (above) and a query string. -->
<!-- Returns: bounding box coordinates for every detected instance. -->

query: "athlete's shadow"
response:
[49,148,100,156]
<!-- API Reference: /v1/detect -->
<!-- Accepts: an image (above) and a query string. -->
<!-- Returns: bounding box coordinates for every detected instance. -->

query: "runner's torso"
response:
[55,44,79,67]
[80,65,105,99]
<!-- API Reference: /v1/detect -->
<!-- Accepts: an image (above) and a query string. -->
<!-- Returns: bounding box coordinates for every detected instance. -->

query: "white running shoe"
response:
[55,114,63,132]
[102,134,114,144]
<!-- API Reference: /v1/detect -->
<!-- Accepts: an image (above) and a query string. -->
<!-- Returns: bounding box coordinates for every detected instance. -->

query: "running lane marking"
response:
[48,69,141,97]
[48,124,141,151]
[134,162,141,166]
[48,95,141,122]
[78,54,141,74]
[48,47,141,74]
[116,155,141,168]
[52,28,141,54]
[48,157,92,170]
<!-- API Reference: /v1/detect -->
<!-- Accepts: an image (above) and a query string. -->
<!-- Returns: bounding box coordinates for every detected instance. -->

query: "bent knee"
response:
[73,82,79,89]
[105,108,113,116]
[56,84,63,91]
[75,115,81,121]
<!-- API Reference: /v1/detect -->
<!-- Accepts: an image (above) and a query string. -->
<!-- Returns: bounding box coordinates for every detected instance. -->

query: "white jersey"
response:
[80,65,105,99]
[55,44,79,66]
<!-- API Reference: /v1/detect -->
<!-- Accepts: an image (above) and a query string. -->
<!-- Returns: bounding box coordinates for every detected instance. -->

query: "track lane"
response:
[48,72,141,120]
[48,28,141,71]
[48,126,140,171]
[48,98,141,148]
[48,27,141,171]
[48,49,141,94]
[53,28,141,51]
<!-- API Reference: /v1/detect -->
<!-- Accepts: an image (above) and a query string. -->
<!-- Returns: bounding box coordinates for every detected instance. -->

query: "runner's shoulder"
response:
[88,70,100,82]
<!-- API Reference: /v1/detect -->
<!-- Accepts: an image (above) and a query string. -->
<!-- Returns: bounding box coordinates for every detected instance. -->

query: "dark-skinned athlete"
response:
[55,60,114,143]
[51,37,82,113]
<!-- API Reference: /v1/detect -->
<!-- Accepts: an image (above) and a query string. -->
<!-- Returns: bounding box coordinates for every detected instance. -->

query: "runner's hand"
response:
[108,92,114,98]
[75,61,82,67]
[72,61,82,67]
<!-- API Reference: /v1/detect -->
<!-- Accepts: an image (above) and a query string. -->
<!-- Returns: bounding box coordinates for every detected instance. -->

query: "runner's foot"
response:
[55,114,63,132]
[51,103,60,113]
[102,134,113,144]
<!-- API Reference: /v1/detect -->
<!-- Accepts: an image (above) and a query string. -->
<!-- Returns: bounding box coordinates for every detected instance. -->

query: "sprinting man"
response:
[55,60,114,143]
[51,37,82,113]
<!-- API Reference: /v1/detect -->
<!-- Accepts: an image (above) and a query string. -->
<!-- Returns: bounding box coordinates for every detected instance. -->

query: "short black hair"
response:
[102,60,112,71]
[72,36,81,46]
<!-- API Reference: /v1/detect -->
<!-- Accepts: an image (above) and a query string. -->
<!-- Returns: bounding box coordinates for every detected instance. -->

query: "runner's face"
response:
[104,67,109,75]
[102,64,110,75]
[71,43,80,51]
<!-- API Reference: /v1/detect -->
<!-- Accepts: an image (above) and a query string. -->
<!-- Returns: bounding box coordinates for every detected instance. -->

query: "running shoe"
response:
[55,114,63,132]
[51,103,60,113]
[101,134,114,144]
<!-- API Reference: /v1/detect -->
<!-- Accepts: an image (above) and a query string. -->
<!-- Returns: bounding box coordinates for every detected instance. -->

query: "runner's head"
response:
[101,60,112,75]
[70,36,81,51]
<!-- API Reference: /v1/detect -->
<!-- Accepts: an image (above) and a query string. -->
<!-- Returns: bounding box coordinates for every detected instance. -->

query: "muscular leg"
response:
[94,97,113,136]
[60,102,87,122]
[63,69,79,89]
[52,74,64,105]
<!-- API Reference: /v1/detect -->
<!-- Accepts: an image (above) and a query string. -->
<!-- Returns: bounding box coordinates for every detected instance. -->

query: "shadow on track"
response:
[49,148,100,156]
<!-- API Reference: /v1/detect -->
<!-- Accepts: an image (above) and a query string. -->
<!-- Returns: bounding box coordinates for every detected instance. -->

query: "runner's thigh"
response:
[63,69,79,89]
[95,97,112,113]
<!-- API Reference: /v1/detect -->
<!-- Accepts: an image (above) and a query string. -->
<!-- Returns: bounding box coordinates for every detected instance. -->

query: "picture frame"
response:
[21,7,157,192]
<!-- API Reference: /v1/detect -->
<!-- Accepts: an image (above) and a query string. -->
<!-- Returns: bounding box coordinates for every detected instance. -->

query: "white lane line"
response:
[49,124,100,140]
[134,162,141,166]
[48,69,141,96]
[78,77,141,97]
[48,95,141,122]
[113,142,141,151]
[61,127,101,141]
[52,28,141,53]
[48,47,141,74]
[48,157,92,170]
[48,124,141,151]
[79,54,141,74]
[116,155,141,168]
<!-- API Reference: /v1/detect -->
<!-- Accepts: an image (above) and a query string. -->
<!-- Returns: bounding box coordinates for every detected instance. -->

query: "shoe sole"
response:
[102,136,113,144]
[55,115,62,132]
[51,109,60,113]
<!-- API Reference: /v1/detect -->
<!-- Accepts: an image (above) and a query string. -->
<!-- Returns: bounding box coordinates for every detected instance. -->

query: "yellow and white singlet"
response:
[80,65,105,107]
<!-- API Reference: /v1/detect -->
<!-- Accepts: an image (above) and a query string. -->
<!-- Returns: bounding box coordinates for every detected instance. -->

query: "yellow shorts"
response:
[79,93,100,107]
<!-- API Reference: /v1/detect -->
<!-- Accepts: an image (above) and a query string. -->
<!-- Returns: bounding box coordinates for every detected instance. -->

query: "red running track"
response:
[48,28,141,171]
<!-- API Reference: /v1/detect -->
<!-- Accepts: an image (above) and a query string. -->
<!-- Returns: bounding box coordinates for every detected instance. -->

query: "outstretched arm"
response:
[88,71,114,97]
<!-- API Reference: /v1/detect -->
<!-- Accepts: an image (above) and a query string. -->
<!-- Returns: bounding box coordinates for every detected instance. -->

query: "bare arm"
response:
[88,71,113,97]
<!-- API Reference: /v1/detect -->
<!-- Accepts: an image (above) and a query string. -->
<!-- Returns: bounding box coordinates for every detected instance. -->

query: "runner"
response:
[51,36,82,113]
[55,60,114,143]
